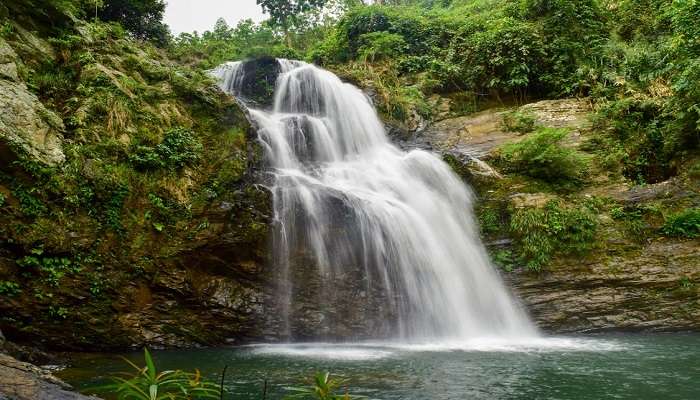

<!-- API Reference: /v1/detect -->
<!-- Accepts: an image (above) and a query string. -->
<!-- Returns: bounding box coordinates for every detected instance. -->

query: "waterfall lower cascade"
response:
[213,59,537,342]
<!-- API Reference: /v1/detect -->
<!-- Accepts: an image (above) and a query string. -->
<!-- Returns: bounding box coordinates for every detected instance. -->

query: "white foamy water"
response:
[212,59,537,341]
[245,338,626,361]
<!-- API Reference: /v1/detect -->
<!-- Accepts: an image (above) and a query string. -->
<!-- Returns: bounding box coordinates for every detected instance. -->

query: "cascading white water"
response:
[212,60,537,341]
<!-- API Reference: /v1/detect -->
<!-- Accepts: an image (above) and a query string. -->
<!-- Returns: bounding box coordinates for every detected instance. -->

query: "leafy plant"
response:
[610,205,648,239]
[0,281,21,297]
[492,249,516,272]
[12,185,47,217]
[510,200,597,271]
[17,248,81,287]
[662,208,700,238]
[48,306,69,319]
[501,110,537,134]
[101,348,220,400]
[498,128,588,185]
[0,21,11,37]
[130,128,202,171]
[477,206,501,235]
[285,372,359,400]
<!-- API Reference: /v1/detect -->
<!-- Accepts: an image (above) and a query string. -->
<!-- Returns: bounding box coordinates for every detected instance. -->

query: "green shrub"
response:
[357,31,407,62]
[662,208,700,238]
[130,127,202,171]
[498,128,588,184]
[510,200,597,271]
[501,110,537,133]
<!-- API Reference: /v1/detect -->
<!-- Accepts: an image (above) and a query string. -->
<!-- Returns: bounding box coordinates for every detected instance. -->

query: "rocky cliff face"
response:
[0,11,277,350]
[410,98,700,333]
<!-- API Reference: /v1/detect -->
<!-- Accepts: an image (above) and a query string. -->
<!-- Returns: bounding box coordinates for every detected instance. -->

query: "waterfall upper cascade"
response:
[212,59,537,341]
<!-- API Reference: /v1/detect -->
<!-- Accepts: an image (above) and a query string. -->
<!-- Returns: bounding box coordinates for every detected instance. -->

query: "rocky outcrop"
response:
[0,37,65,166]
[422,98,590,158]
[420,97,700,333]
[0,352,99,400]
[510,239,700,332]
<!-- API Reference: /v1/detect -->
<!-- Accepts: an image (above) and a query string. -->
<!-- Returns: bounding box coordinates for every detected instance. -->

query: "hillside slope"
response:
[0,5,272,350]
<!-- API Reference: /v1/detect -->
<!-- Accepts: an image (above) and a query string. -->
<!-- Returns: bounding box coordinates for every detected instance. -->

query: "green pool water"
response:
[58,334,700,400]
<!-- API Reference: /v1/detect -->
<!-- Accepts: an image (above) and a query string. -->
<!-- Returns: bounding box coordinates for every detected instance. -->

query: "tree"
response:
[98,0,169,46]
[256,0,329,45]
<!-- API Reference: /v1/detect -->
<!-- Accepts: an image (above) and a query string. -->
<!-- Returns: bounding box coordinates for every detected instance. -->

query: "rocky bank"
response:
[409,97,700,332]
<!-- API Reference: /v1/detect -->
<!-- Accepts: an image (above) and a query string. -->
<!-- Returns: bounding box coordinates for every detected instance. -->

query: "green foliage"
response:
[97,0,169,46]
[0,281,21,297]
[610,205,649,239]
[12,185,47,217]
[48,305,69,319]
[477,206,500,235]
[0,20,13,37]
[257,0,329,35]
[501,110,537,133]
[285,372,360,400]
[105,184,129,232]
[101,348,220,400]
[0,192,5,207]
[594,97,679,184]
[662,208,700,238]
[492,249,516,272]
[510,200,597,271]
[357,31,407,62]
[129,128,202,171]
[498,128,588,185]
[679,276,695,290]
[18,248,81,286]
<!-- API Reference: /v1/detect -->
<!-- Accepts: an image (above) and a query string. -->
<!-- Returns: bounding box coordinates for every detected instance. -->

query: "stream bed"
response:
[58,333,700,400]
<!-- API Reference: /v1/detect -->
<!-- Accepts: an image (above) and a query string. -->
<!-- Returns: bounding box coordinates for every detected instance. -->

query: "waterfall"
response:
[212,60,537,341]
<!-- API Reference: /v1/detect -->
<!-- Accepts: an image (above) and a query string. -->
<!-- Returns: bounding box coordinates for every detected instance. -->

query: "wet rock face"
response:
[0,39,65,167]
[0,353,99,400]
[237,56,281,108]
[509,240,700,332]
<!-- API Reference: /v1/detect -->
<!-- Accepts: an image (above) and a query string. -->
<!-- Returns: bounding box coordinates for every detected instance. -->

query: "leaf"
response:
[144,348,157,382]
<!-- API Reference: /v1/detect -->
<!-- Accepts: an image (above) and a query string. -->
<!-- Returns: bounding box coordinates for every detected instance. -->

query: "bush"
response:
[510,200,597,271]
[501,110,537,133]
[357,31,407,62]
[662,208,700,238]
[130,128,202,171]
[498,128,588,184]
